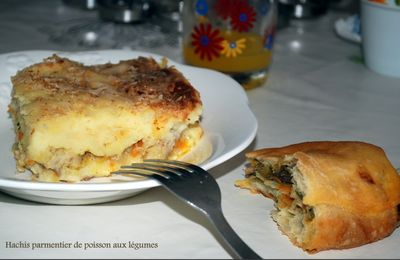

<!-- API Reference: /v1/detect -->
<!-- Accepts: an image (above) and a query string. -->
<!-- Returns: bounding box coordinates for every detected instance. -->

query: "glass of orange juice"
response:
[182,0,277,89]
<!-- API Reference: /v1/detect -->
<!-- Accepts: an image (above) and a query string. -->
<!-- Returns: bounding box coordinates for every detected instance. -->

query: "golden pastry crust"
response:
[246,141,400,215]
[300,204,398,252]
[237,141,400,252]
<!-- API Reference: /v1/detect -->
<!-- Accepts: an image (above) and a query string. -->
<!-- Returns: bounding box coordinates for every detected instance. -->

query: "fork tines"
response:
[112,159,197,179]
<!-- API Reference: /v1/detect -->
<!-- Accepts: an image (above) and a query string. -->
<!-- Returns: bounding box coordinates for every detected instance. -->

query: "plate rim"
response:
[0,49,258,192]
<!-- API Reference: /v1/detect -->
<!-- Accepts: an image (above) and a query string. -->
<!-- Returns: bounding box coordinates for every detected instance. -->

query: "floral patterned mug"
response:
[182,0,277,89]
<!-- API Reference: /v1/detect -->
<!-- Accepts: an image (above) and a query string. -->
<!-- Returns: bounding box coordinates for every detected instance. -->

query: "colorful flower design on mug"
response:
[263,25,276,50]
[230,2,257,32]
[195,0,209,16]
[221,38,247,58]
[191,23,224,61]
[368,0,386,3]
[257,1,269,16]
[214,0,240,20]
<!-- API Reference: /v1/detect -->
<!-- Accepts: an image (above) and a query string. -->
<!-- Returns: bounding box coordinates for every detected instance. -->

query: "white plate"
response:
[0,50,257,205]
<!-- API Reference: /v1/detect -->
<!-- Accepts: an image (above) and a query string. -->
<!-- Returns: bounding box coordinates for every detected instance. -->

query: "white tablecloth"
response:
[0,1,399,259]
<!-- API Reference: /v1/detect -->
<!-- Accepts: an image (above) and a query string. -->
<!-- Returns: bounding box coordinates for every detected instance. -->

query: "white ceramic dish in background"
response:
[361,0,400,78]
[334,15,361,44]
[0,50,258,205]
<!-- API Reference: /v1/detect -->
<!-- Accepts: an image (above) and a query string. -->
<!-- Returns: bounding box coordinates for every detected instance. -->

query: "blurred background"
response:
[0,0,361,62]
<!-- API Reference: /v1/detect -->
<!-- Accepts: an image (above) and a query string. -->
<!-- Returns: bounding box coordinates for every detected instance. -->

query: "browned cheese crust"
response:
[12,55,201,118]
[237,141,400,252]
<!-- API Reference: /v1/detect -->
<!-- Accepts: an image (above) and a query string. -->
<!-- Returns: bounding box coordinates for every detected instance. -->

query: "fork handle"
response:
[207,209,262,259]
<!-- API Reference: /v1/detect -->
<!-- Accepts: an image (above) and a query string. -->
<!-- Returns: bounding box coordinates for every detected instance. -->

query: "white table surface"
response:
[0,1,399,259]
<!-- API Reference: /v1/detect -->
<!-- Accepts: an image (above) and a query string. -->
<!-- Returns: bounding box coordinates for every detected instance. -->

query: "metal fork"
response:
[113,159,261,259]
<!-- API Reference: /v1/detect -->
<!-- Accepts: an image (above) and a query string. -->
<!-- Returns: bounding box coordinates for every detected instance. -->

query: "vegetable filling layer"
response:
[244,158,314,245]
